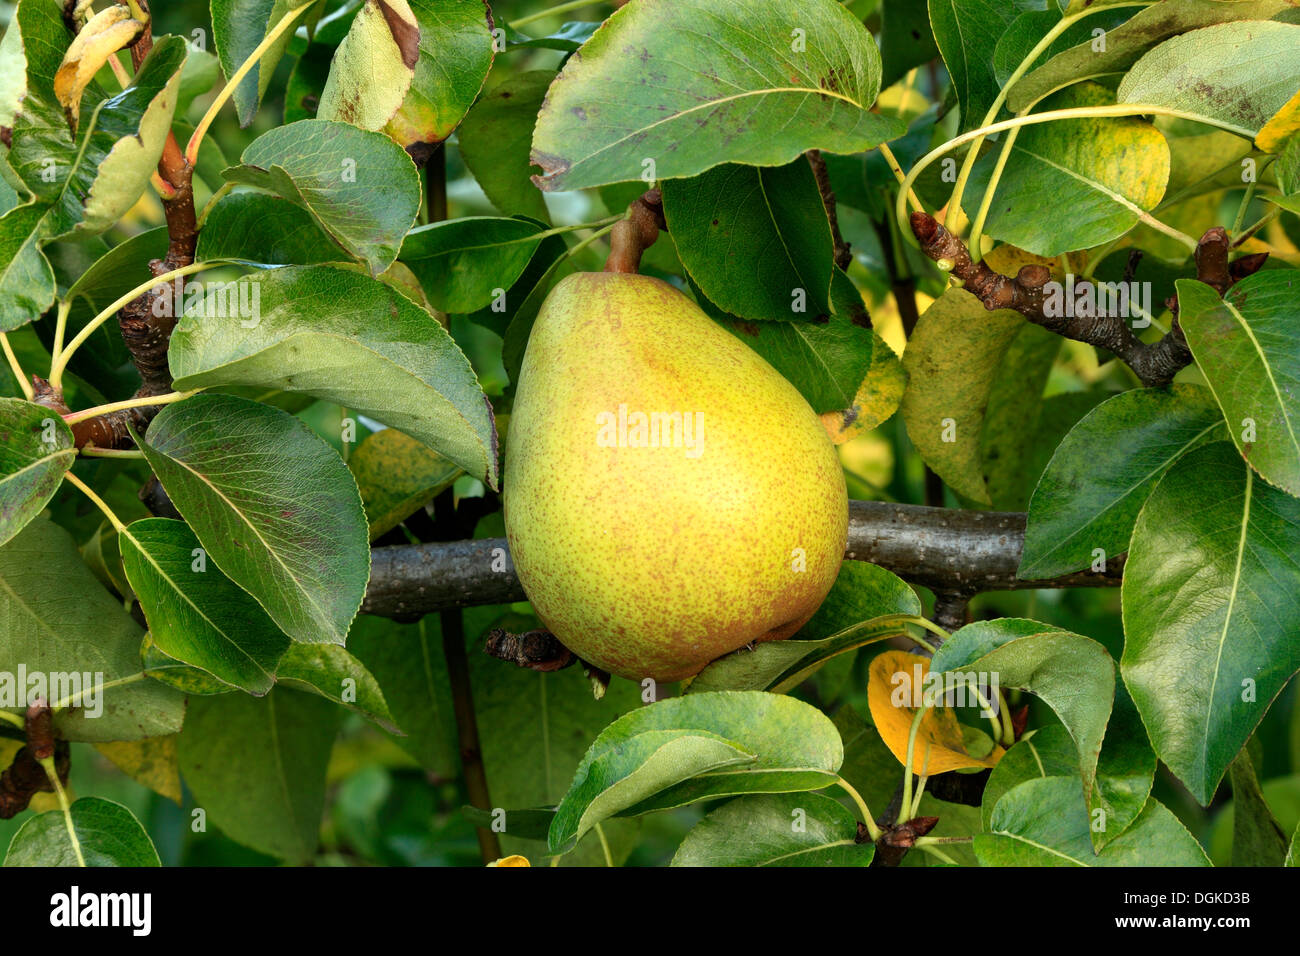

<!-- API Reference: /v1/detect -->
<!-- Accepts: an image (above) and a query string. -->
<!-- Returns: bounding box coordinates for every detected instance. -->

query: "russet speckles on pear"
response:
[503,271,848,683]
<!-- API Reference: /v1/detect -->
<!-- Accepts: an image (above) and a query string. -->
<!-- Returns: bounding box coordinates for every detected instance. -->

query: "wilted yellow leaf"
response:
[95,736,183,805]
[866,650,1003,775]
[319,0,419,132]
[54,4,145,126]
[487,855,531,867]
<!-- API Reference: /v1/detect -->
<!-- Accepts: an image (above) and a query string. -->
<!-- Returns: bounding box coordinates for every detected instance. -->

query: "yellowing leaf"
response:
[1256,89,1300,153]
[821,333,906,444]
[487,855,531,867]
[54,4,145,126]
[349,428,462,539]
[318,0,419,132]
[866,650,1004,775]
[95,736,183,805]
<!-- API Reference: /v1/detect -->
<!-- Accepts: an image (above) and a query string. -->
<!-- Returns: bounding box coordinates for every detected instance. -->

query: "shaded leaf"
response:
[212,0,325,127]
[349,428,460,539]
[178,687,341,863]
[1228,748,1290,865]
[400,216,546,314]
[275,642,397,732]
[0,397,74,548]
[672,792,873,866]
[0,518,184,742]
[928,0,1020,131]
[662,159,835,322]
[457,70,555,222]
[196,190,346,265]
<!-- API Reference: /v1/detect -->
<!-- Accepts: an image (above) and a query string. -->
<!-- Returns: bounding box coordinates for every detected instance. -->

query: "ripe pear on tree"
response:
[503,266,848,683]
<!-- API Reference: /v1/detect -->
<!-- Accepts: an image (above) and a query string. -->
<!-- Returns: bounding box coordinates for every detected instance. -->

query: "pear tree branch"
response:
[361,500,1122,621]
[908,213,1268,389]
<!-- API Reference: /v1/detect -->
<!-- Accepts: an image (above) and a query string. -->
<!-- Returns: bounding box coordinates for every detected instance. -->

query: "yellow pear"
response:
[503,272,848,683]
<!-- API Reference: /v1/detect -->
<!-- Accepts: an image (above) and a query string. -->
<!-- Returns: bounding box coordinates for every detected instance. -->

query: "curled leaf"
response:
[54,4,144,127]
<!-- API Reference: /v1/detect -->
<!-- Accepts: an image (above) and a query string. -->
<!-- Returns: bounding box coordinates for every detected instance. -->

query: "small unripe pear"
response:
[503,272,847,683]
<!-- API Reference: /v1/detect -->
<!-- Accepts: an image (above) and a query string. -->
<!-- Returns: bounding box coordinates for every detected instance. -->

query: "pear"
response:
[503,272,848,683]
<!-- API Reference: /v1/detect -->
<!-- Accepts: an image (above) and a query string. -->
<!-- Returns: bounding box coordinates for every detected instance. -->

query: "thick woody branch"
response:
[46,2,197,450]
[361,500,1121,619]
[908,214,1267,390]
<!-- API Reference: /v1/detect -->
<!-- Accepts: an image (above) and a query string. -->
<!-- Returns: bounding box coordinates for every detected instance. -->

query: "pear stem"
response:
[604,189,666,274]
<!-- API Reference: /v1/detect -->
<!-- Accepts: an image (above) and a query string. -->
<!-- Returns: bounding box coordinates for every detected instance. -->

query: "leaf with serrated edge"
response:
[4,797,160,866]
[168,265,497,487]
[530,0,905,191]
[138,393,370,646]
[1122,441,1300,805]
[1178,273,1300,495]
[1020,385,1226,579]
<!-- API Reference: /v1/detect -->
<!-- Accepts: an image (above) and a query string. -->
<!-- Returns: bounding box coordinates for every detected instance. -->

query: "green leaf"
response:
[347,615,457,776]
[900,287,1025,504]
[928,0,1020,131]
[383,0,495,155]
[550,691,843,852]
[139,393,370,646]
[349,428,460,539]
[662,159,835,322]
[178,687,341,862]
[274,642,398,732]
[317,0,418,131]
[1118,20,1300,139]
[976,776,1210,866]
[1020,385,1226,579]
[4,797,160,866]
[223,118,421,274]
[1288,822,1299,866]
[1122,442,1300,805]
[500,20,600,52]
[0,397,74,548]
[212,0,325,127]
[141,633,238,696]
[196,190,346,265]
[688,561,920,693]
[1178,272,1300,495]
[0,518,184,741]
[672,792,873,866]
[167,265,498,487]
[993,8,1133,90]
[977,322,1063,511]
[462,609,645,864]
[880,0,940,89]
[400,216,547,314]
[932,619,1114,796]
[530,0,905,191]
[1228,748,1290,865]
[551,729,759,851]
[119,517,289,695]
[1008,0,1298,113]
[457,70,555,222]
[982,695,1156,853]
[705,273,873,414]
[968,83,1170,256]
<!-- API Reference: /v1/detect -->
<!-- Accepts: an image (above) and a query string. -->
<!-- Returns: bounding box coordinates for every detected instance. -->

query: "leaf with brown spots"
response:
[318,0,419,132]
